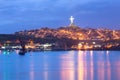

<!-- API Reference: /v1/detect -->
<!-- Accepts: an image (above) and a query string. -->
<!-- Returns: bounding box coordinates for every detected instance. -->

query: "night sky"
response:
[0,0,120,34]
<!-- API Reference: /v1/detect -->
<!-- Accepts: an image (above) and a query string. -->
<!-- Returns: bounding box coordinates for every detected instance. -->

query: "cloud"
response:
[0,0,101,11]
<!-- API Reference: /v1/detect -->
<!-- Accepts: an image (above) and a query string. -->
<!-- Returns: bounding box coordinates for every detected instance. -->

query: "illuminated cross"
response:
[69,16,74,24]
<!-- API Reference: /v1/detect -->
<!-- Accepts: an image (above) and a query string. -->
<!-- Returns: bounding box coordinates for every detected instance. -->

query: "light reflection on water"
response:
[0,51,120,80]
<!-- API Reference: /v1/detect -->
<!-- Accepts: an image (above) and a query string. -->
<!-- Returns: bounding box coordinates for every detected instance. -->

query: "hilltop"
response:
[15,26,120,41]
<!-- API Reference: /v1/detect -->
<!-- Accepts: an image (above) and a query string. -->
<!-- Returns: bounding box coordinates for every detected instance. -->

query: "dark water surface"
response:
[0,51,120,80]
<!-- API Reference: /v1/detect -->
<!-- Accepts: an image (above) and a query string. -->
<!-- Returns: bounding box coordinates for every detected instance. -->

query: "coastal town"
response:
[0,16,120,53]
[0,26,120,52]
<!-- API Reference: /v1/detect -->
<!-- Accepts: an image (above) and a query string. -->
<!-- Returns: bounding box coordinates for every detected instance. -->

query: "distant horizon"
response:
[1,24,120,35]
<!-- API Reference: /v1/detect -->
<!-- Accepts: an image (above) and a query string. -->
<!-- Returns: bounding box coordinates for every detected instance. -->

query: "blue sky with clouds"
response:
[0,0,120,33]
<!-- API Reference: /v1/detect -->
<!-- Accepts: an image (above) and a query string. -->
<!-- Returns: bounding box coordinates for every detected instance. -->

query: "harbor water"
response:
[0,50,120,80]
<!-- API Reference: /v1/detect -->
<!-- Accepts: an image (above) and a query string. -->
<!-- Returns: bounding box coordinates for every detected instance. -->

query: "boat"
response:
[19,40,26,55]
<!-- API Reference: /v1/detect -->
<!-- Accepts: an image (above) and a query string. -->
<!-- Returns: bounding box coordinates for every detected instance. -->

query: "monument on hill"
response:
[69,16,77,28]
[70,16,74,25]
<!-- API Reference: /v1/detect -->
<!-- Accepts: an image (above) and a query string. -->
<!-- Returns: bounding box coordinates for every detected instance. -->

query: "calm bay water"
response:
[0,50,120,80]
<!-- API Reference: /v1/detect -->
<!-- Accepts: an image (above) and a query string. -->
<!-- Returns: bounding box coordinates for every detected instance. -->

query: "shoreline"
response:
[1,48,120,52]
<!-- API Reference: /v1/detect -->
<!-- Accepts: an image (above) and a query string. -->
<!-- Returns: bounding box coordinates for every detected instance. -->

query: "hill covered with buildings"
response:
[15,26,120,41]
[0,25,120,50]
[13,25,120,50]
